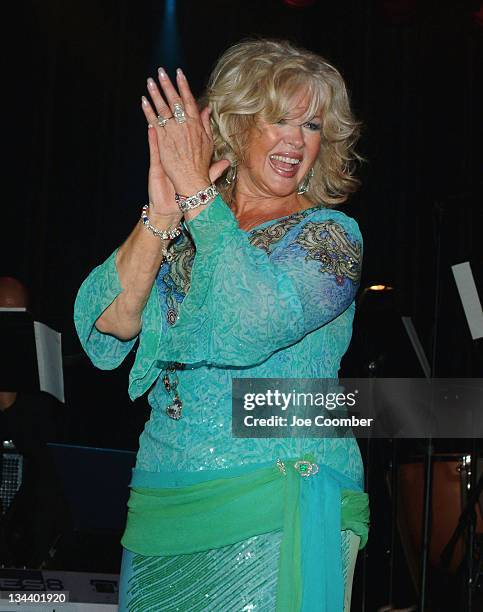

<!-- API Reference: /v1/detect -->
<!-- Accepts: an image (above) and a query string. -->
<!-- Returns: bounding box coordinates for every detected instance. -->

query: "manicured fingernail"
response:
[141,96,148,106]
[158,67,167,79]
[176,67,184,78]
[147,77,156,89]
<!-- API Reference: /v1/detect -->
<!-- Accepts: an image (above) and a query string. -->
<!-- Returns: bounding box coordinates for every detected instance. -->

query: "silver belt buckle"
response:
[294,460,319,477]
[276,458,319,477]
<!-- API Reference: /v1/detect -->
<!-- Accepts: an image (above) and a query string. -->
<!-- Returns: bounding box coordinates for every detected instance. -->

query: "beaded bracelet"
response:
[140,204,182,240]
[175,184,218,213]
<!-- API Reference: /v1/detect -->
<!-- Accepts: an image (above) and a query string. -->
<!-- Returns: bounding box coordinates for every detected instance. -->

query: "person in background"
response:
[0,276,68,568]
[75,39,369,611]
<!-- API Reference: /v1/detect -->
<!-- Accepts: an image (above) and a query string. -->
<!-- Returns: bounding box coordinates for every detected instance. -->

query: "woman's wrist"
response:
[147,208,182,228]
[173,176,211,199]
[140,205,182,241]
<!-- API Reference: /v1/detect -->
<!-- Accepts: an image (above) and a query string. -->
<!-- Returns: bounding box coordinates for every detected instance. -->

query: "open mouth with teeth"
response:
[269,154,302,177]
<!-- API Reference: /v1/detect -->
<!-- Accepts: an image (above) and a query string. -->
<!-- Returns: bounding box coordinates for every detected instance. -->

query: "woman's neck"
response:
[231,188,312,231]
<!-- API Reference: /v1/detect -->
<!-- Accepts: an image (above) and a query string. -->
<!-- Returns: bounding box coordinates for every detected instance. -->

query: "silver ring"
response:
[157,115,172,127]
[173,103,186,124]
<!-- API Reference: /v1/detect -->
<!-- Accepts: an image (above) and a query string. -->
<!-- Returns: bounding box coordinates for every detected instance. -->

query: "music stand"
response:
[0,308,64,402]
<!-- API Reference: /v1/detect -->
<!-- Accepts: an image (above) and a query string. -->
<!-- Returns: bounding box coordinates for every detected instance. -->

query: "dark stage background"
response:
[2,0,482,380]
[1,1,482,609]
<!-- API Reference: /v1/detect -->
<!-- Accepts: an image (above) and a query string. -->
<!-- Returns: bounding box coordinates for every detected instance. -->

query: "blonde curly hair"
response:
[203,38,362,207]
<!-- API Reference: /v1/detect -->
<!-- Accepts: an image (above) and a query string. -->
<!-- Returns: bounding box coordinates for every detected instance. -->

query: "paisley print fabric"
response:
[248,209,311,253]
[295,220,361,282]
[156,234,195,325]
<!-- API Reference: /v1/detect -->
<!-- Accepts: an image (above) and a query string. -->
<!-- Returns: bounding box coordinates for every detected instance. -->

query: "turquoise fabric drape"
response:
[121,456,369,612]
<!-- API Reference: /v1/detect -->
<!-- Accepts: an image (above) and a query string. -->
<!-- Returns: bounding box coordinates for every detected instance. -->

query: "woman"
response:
[74,39,369,612]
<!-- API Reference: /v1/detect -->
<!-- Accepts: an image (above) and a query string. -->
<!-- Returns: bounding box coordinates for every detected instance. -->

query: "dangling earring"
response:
[225,164,237,185]
[297,168,314,195]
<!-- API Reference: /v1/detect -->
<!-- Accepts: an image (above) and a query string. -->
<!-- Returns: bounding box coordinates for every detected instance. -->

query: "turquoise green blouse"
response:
[74,195,364,487]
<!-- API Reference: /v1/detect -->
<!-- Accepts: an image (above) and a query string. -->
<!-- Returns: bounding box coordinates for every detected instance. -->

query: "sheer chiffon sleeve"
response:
[73,250,138,370]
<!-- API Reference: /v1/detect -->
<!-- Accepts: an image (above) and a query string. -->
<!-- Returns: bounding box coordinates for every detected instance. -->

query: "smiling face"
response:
[236,89,322,203]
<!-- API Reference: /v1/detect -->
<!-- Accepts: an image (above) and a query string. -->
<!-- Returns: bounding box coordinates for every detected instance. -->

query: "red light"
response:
[381,0,418,24]
[474,5,483,27]
[284,0,316,8]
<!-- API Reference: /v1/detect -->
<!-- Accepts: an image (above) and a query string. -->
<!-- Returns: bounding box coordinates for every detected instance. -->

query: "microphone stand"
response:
[419,436,434,612]
[360,359,377,612]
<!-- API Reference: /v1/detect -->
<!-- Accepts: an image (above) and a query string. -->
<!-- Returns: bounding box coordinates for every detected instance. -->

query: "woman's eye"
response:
[276,119,287,125]
[304,121,321,131]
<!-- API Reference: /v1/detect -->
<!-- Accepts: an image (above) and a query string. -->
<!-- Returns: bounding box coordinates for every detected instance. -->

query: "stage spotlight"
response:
[154,0,183,77]
[367,284,394,292]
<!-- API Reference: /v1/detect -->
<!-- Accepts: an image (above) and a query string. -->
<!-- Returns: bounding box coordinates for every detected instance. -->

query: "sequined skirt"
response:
[118,529,360,612]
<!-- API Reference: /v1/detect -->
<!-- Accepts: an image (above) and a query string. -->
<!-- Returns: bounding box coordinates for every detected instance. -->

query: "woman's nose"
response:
[284,124,304,148]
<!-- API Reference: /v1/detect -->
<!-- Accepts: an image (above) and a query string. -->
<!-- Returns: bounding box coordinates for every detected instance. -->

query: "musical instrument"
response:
[397,453,483,579]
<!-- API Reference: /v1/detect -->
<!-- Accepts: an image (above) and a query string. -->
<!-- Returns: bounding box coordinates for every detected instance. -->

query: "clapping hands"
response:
[141,67,229,220]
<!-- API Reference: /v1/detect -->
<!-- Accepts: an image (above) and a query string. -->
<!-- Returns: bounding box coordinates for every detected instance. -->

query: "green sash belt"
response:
[121,455,369,612]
